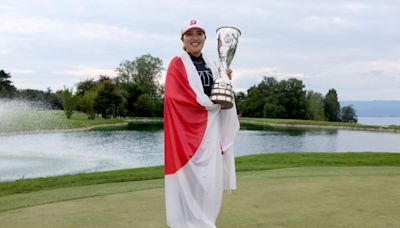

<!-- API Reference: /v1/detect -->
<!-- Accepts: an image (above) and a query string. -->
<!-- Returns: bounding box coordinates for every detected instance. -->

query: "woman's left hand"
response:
[226,69,233,80]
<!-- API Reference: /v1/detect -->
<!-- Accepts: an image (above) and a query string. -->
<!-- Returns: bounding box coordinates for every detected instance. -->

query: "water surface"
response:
[1,123,399,181]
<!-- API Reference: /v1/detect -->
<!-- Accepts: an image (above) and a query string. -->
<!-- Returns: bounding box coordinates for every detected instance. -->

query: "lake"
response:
[357,116,400,126]
[1,123,400,182]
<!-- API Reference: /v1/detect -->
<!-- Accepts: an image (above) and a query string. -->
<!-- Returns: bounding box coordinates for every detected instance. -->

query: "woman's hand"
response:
[226,69,233,80]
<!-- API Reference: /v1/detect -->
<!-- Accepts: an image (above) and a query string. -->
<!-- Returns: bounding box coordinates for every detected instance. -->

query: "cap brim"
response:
[182,27,205,35]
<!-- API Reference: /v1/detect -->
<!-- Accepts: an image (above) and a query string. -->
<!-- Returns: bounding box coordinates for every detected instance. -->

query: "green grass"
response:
[240,117,400,131]
[0,110,71,132]
[1,167,400,227]
[1,152,400,197]
[235,152,400,171]
[1,153,400,226]
[66,112,126,129]
[0,110,168,133]
[0,178,164,213]
[218,166,400,228]
[388,124,400,130]
[0,111,127,133]
[0,166,164,197]
[60,113,163,130]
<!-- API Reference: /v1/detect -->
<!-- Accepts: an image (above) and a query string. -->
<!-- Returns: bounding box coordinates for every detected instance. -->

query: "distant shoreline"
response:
[1,116,399,136]
[357,116,400,127]
[244,121,400,133]
[240,117,400,133]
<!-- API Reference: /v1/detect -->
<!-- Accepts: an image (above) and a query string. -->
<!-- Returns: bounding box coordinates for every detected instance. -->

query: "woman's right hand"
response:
[226,69,233,80]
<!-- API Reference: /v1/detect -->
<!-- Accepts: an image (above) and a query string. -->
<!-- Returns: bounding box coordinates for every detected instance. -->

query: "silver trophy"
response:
[210,26,241,109]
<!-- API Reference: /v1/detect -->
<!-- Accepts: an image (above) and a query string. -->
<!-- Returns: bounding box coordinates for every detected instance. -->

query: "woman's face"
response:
[182,28,205,57]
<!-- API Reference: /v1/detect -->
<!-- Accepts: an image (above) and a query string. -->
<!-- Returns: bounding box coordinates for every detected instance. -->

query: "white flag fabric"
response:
[164,52,240,228]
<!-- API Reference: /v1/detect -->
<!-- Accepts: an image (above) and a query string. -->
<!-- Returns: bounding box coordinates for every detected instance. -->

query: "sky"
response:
[1,0,399,101]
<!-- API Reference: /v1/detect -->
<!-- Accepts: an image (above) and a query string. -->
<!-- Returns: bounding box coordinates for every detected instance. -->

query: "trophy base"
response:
[210,95,233,109]
[210,78,234,109]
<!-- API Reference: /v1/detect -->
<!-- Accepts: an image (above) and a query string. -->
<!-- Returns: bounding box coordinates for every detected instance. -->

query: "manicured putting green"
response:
[0,166,399,228]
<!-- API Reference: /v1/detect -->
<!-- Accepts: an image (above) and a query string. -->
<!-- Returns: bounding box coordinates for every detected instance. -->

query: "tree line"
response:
[0,69,63,109]
[0,54,164,119]
[235,76,357,122]
[1,54,357,122]
[54,54,165,119]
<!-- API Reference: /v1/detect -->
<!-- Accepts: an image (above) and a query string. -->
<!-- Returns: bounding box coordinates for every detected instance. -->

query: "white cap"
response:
[181,19,206,35]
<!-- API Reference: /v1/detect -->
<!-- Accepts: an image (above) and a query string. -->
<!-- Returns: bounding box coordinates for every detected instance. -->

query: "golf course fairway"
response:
[1,166,399,227]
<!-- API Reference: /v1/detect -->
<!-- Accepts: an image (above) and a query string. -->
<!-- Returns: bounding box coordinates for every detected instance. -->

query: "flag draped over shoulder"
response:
[164,52,240,228]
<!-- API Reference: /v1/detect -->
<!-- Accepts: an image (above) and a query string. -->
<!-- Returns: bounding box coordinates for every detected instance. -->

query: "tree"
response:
[240,77,277,117]
[78,91,97,119]
[264,82,288,118]
[263,78,306,119]
[280,78,306,119]
[0,70,17,98]
[240,86,264,117]
[341,105,358,123]
[94,80,125,118]
[234,77,344,121]
[133,54,163,87]
[153,98,164,117]
[115,54,164,117]
[115,60,136,84]
[76,79,97,97]
[133,94,155,117]
[99,75,112,82]
[17,88,63,109]
[119,82,144,116]
[234,91,246,115]
[75,79,98,112]
[324,89,340,121]
[263,100,286,118]
[45,88,63,109]
[115,54,163,98]
[57,88,77,119]
[305,91,325,121]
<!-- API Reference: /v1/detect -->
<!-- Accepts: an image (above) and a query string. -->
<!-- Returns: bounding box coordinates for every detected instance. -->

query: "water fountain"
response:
[0,100,165,181]
[0,99,69,133]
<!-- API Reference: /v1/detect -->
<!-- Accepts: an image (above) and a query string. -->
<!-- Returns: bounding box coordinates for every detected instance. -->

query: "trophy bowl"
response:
[216,26,241,71]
